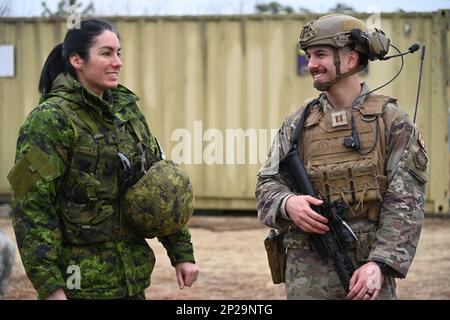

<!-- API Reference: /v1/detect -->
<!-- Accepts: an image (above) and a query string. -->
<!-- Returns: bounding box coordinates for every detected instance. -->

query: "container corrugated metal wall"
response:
[1,11,448,213]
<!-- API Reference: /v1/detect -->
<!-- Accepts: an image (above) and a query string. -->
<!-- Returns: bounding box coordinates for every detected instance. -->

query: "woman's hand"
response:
[175,262,199,289]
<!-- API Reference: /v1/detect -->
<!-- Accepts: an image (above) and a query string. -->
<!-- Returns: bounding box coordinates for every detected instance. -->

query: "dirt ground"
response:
[1,211,450,300]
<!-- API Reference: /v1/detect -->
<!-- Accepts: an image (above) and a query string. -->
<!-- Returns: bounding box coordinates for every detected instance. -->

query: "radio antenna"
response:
[413,45,426,123]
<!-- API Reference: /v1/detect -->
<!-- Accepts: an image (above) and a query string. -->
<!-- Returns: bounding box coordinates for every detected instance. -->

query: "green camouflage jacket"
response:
[8,73,195,299]
[256,83,428,279]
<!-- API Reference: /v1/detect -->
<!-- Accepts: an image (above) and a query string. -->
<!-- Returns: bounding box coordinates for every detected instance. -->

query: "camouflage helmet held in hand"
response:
[123,160,194,238]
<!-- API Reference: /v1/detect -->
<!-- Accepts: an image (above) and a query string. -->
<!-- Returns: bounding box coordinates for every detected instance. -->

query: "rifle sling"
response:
[291,98,319,153]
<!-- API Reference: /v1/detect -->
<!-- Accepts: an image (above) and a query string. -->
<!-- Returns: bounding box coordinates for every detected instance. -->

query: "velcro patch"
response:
[331,110,348,127]
[414,147,428,172]
[7,146,58,198]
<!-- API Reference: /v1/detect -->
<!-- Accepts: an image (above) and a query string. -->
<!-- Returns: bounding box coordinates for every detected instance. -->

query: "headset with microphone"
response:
[342,28,424,152]
[349,27,420,61]
[345,27,422,101]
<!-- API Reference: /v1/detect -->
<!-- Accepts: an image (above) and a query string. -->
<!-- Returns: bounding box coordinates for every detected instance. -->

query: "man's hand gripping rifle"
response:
[282,146,358,292]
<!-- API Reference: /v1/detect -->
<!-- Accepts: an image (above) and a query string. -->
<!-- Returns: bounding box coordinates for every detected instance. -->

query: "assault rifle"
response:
[282,147,357,292]
[281,101,358,293]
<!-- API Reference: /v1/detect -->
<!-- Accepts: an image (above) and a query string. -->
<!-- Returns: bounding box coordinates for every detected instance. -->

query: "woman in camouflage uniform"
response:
[8,19,198,300]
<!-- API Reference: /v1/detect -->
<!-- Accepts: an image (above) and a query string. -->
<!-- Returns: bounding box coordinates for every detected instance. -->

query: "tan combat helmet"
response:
[298,14,390,91]
[299,14,367,52]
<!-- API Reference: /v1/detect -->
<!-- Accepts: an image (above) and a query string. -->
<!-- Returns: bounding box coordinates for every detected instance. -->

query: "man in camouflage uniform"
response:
[8,72,197,299]
[256,14,428,300]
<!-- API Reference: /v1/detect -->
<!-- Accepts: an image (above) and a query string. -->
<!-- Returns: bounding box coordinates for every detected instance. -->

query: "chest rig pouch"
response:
[298,96,391,221]
[53,98,153,244]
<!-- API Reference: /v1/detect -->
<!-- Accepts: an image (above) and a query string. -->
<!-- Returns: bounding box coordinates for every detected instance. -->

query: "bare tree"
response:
[41,0,95,18]
[0,0,11,17]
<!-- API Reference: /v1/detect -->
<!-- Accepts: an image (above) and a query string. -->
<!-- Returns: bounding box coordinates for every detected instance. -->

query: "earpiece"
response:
[350,28,390,61]
[367,28,390,59]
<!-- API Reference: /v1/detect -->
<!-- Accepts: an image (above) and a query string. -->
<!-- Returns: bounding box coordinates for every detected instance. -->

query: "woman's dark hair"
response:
[38,19,119,94]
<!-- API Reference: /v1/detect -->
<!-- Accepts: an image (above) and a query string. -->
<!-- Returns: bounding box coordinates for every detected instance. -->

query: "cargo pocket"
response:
[72,145,98,173]
[61,143,117,244]
[403,134,428,184]
[408,184,424,248]
[404,149,428,184]
[7,146,58,198]
[61,199,115,244]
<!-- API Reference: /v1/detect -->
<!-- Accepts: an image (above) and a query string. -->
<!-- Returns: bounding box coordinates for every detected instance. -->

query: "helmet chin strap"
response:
[314,48,365,91]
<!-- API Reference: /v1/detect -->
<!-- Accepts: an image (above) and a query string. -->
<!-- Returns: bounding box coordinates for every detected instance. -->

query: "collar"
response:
[319,82,371,112]
[42,73,140,125]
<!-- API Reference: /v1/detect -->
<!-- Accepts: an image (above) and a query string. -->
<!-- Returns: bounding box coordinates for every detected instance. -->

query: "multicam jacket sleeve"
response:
[9,103,72,298]
[255,108,305,231]
[368,103,428,278]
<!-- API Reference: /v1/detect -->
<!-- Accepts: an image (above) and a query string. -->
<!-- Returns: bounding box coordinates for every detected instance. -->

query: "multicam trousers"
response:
[285,248,397,300]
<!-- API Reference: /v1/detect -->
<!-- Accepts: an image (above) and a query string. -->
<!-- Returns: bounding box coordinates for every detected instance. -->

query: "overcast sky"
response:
[2,0,449,17]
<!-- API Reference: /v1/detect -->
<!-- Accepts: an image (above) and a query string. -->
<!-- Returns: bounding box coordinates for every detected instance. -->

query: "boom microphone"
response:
[379,43,420,60]
[408,43,420,53]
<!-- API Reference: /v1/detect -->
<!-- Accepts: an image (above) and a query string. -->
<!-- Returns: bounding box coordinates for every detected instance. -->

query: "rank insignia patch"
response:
[331,110,348,127]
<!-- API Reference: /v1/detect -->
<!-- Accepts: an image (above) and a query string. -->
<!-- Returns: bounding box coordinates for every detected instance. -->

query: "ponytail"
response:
[38,43,66,94]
